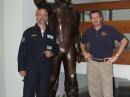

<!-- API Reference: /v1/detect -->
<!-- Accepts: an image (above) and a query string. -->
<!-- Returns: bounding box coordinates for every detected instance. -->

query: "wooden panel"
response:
[74,1,130,12]
[79,20,130,33]
[79,22,92,33]
[113,50,130,65]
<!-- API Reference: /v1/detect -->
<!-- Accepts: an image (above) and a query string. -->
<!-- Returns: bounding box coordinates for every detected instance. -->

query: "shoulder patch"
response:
[21,37,26,42]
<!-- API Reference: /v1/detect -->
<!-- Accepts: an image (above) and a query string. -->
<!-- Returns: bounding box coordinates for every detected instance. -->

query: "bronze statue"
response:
[34,0,80,97]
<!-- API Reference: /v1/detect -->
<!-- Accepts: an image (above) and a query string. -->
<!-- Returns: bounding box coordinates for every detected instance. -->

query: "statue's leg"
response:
[49,53,63,97]
[63,50,79,97]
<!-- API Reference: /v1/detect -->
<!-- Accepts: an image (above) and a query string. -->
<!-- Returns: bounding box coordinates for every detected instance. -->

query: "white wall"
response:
[4,0,23,96]
[0,0,5,96]
[22,0,36,31]
[113,9,130,40]
[3,0,36,97]
[113,9,130,20]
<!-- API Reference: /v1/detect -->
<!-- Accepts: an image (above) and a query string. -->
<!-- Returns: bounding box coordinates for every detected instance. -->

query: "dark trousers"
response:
[23,61,52,97]
[49,52,79,97]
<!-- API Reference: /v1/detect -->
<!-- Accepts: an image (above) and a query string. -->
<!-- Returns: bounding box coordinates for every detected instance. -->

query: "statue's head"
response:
[34,0,52,16]
[55,0,71,4]
[34,0,46,6]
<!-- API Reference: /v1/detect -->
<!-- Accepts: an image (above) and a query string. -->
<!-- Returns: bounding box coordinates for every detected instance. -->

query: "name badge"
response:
[47,45,52,50]
[47,34,53,39]
[30,34,37,37]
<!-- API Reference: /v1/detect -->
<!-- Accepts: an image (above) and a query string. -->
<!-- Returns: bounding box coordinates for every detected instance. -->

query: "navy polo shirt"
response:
[81,24,124,58]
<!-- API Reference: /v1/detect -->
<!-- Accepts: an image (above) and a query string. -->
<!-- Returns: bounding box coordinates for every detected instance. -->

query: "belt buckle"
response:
[104,59,105,62]
[104,58,108,62]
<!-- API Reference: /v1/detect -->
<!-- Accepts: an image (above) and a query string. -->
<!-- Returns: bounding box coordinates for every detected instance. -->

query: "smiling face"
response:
[36,8,48,25]
[90,11,103,27]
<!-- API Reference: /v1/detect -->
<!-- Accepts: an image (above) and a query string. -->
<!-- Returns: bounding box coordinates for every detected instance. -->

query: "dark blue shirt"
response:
[81,24,124,58]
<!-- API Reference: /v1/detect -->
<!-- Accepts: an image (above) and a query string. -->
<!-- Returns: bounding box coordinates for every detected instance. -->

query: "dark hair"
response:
[89,10,103,19]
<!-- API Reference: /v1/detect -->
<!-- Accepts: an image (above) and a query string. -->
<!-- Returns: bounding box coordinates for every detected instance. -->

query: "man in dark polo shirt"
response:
[80,10,128,97]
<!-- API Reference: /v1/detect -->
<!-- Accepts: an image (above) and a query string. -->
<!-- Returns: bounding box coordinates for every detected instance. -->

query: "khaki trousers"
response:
[87,60,114,97]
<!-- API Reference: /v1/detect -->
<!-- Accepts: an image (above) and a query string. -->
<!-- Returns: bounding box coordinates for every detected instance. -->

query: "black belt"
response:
[92,58,109,62]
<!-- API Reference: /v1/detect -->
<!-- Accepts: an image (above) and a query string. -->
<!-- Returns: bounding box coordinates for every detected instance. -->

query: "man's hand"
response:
[44,50,54,58]
[106,38,128,64]
[19,70,26,77]
[80,42,92,61]
[106,55,119,64]
[83,52,92,61]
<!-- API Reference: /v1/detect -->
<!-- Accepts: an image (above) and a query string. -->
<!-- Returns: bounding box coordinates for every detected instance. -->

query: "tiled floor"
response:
[115,86,130,97]
[79,86,130,97]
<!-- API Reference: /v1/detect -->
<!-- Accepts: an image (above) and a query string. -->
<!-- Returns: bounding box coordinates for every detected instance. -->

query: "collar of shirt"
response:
[35,23,48,37]
[41,29,44,37]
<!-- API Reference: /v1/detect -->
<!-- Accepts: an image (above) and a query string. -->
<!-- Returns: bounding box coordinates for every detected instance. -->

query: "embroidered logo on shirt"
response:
[101,32,107,37]
[47,34,53,39]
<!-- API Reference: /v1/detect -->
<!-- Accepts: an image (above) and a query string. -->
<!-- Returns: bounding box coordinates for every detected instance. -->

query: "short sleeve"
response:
[80,32,88,44]
[110,26,124,42]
